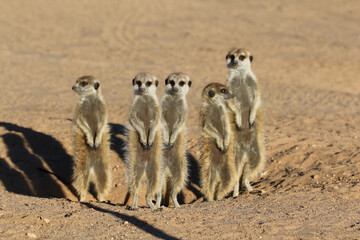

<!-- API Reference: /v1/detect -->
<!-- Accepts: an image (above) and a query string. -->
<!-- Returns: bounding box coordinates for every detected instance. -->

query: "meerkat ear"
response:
[132,78,135,86]
[94,82,100,90]
[165,78,169,85]
[188,80,192,87]
[155,80,159,87]
[250,55,253,62]
[208,90,215,98]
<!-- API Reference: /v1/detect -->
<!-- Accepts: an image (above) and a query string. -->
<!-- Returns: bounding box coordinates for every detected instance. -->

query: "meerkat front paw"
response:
[140,135,147,149]
[222,146,229,154]
[94,137,101,149]
[249,110,256,129]
[215,139,225,153]
[86,138,95,149]
[164,142,174,150]
[146,142,153,150]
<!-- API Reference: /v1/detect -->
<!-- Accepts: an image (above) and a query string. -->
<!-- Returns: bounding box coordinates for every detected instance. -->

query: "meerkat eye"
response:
[179,81,185,87]
[221,89,228,94]
[146,81,152,87]
[229,55,235,62]
[239,55,245,61]
[170,80,175,87]
[80,81,87,87]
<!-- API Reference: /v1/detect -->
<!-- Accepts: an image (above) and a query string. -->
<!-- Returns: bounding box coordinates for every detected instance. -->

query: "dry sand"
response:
[0,0,359,239]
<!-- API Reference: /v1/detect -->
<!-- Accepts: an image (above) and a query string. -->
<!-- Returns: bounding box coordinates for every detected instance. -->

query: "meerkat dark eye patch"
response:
[94,82,100,90]
[155,80,158,87]
[80,81,88,87]
[208,90,215,98]
[132,78,135,86]
[221,89,228,94]
[165,78,169,85]
[170,80,175,87]
[188,80,192,87]
[239,55,245,61]
[250,55,253,62]
[229,55,235,62]
[179,81,185,87]
[136,81,142,87]
[146,81,152,87]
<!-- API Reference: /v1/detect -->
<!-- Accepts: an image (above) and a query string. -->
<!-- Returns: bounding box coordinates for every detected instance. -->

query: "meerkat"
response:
[226,48,265,196]
[160,72,191,208]
[71,75,111,202]
[125,72,162,210]
[199,83,237,201]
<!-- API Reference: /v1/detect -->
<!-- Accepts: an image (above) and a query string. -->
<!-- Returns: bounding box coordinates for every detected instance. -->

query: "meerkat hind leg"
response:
[171,192,180,208]
[155,192,162,209]
[73,164,90,202]
[94,161,110,202]
[244,178,253,192]
[146,192,156,210]
[130,192,139,210]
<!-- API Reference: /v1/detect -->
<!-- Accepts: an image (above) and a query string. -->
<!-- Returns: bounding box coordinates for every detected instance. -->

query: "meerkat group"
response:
[70,47,265,208]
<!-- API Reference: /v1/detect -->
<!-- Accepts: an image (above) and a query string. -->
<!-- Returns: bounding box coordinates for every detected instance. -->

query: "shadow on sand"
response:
[82,202,179,240]
[0,122,75,198]
[109,123,128,162]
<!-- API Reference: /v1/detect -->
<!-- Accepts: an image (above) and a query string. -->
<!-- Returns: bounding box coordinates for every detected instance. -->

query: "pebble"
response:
[312,175,319,180]
[39,216,50,223]
[26,233,37,238]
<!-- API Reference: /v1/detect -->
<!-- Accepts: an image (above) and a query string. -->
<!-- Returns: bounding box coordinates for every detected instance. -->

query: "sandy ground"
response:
[0,0,359,239]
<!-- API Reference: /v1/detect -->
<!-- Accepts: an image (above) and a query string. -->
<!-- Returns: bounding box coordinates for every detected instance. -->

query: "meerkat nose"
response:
[72,86,75,90]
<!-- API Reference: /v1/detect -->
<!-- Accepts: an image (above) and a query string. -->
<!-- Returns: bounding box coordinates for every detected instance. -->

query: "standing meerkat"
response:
[72,76,111,202]
[226,48,265,195]
[199,83,237,201]
[160,72,191,208]
[126,72,162,210]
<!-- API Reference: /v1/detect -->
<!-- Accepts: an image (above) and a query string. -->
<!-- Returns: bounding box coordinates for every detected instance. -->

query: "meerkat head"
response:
[72,75,100,96]
[164,72,192,97]
[226,48,253,72]
[132,72,158,95]
[202,83,234,105]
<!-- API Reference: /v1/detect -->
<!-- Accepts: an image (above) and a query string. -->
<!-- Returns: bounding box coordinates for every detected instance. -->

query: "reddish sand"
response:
[0,0,359,239]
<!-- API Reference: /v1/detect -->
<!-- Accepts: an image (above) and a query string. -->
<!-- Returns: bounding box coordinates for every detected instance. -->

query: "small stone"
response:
[26,233,37,238]
[312,175,319,180]
[123,221,129,225]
